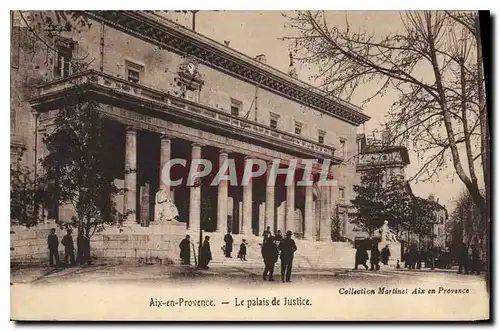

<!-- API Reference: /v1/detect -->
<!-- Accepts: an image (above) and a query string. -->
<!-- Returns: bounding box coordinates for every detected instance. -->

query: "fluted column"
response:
[265,161,275,234]
[285,181,295,234]
[124,127,137,224]
[188,143,202,233]
[159,134,171,191]
[216,150,228,233]
[241,156,253,235]
[304,175,314,240]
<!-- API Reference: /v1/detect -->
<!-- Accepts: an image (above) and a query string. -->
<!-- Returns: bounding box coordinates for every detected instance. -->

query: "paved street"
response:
[11,262,486,288]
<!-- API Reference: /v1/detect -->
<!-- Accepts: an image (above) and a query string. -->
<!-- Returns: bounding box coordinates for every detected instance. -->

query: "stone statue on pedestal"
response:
[380,220,398,243]
[154,186,179,222]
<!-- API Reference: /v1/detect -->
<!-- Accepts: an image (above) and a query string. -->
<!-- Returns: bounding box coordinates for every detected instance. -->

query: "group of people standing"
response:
[261,227,297,283]
[354,242,391,271]
[179,234,213,269]
[456,242,482,275]
[47,228,91,267]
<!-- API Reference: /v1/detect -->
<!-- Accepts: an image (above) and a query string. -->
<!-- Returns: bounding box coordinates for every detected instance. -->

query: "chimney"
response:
[255,54,267,64]
[428,194,435,202]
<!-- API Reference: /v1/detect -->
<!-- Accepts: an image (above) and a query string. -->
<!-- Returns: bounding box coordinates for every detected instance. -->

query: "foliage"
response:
[330,212,345,242]
[10,156,42,227]
[350,169,386,236]
[283,10,489,238]
[383,176,413,237]
[40,93,127,238]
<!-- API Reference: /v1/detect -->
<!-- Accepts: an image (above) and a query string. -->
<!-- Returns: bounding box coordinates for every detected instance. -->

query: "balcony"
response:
[30,70,339,161]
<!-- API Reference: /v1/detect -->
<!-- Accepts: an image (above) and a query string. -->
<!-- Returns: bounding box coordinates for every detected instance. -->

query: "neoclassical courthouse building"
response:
[11,11,372,256]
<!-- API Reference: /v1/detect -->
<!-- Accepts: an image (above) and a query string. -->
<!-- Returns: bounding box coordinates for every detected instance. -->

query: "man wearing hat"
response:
[278,230,297,283]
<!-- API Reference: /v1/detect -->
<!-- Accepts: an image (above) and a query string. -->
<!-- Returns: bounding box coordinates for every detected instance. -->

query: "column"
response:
[241,156,253,235]
[159,134,171,192]
[319,166,333,241]
[124,127,137,224]
[216,150,228,233]
[304,175,314,240]
[188,143,202,233]
[265,161,275,234]
[285,181,295,234]
[259,202,266,235]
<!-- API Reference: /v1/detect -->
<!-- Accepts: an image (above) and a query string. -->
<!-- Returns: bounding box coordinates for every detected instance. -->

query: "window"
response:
[127,68,140,84]
[318,130,326,144]
[340,139,346,158]
[294,121,303,135]
[270,112,279,129]
[54,46,72,78]
[126,61,144,84]
[230,99,242,116]
[339,187,345,199]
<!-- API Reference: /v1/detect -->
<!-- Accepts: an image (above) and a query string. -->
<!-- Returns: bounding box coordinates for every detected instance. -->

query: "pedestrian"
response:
[380,245,391,265]
[470,245,481,275]
[61,229,75,266]
[403,249,410,268]
[199,236,212,269]
[274,230,283,244]
[409,246,417,270]
[179,234,191,265]
[262,226,271,245]
[47,228,60,267]
[353,244,369,270]
[77,229,90,266]
[278,230,297,283]
[238,239,247,261]
[416,250,422,269]
[370,243,380,271]
[457,242,469,274]
[224,231,234,258]
[262,235,279,281]
[396,259,401,269]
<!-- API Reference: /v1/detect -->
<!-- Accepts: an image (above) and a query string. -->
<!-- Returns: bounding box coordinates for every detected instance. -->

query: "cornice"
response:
[83,11,370,126]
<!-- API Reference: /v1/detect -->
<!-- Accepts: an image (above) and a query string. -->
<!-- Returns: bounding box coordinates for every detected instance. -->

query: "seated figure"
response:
[154,185,179,222]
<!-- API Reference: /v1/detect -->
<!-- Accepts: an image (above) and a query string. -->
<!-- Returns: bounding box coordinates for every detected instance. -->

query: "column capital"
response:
[160,132,173,141]
[125,126,137,135]
[192,142,203,149]
[219,149,230,156]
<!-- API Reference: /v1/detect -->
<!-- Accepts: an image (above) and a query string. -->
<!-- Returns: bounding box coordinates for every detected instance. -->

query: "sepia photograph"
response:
[9,7,491,321]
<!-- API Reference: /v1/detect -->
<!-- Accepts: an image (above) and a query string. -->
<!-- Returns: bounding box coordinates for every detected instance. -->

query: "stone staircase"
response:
[207,234,357,269]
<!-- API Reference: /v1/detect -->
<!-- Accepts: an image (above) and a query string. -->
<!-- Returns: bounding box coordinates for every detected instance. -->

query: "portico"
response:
[31,70,341,241]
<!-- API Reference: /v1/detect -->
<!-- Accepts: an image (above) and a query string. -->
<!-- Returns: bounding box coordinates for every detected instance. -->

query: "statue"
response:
[380,221,398,243]
[154,186,179,222]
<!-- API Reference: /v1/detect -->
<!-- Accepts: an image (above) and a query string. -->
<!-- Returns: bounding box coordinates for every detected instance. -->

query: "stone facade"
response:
[11,11,370,263]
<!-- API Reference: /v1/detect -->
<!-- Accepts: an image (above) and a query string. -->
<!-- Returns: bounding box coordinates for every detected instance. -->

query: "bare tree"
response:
[283,10,489,272]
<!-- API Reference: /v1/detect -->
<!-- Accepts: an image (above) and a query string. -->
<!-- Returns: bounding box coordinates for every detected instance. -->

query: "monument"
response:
[154,186,179,222]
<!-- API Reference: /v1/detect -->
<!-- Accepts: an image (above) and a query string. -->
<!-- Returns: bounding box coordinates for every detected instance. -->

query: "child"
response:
[396,259,401,269]
[238,239,247,261]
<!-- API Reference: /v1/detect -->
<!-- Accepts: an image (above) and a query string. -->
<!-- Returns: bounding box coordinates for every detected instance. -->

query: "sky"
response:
[160,10,469,210]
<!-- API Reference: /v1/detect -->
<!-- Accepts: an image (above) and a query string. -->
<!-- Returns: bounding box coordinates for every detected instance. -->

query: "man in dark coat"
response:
[278,230,297,283]
[47,228,60,267]
[353,244,369,270]
[457,242,469,274]
[370,243,380,271]
[262,235,279,281]
[199,236,212,269]
[262,226,271,245]
[274,230,283,244]
[61,229,75,266]
[77,230,90,266]
[179,235,191,265]
[470,245,481,275]
[238,239,247,261]
[224,231,234,258]
[380,245,391,265]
